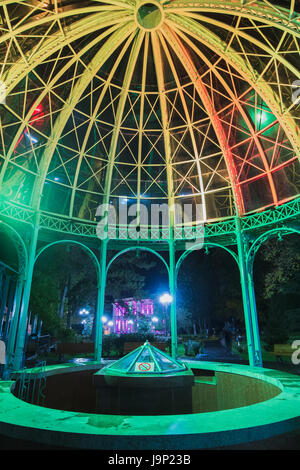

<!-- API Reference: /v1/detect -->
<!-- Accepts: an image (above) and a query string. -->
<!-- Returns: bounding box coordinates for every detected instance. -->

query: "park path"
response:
[195,339,245,363]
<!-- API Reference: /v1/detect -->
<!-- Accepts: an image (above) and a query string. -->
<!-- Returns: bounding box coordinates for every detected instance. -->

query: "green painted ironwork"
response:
[1,198,300,370]
[12,214,40,371]
[106,246,170,275]
[1,196,300,242]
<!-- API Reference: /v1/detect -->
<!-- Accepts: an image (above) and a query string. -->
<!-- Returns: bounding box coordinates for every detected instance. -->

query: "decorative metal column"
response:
[4,277,25,377]
[0,274,10,334]
[169,239,177,359]
[13,212,40,370]
[2,278,16,340]
[94,239,108,363]
[0,273,11,334]
[245,236,263,367]
[247,268,263,367]
[235,216,256,367]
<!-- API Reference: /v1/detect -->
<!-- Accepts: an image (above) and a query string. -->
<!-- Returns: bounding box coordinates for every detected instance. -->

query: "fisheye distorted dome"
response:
[0,0,300,225]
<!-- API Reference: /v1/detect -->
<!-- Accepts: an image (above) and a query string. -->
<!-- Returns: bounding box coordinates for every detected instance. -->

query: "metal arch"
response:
[1,0,298,39]
[106,246,170,276]
[0,1,133,50]
[68,30,138,218]
[172,11,300,79]
[0,0,299,226]
[102,29,145,209]
[161,23,282,214]
[151,31,176,226]
[30,21,137,211]
[0,14,134,188]
[246,226,300,275]
[0,220,28,277]
[35,239,101,284]
[161,24,244,215]
[3,11,131,94]
[157,30,207,220]
[165,1,300,36]
[166,13,300,162]
[0,0,133,63]
[163,25,282,208]
[176,241,239,278]
[136,33,149,226]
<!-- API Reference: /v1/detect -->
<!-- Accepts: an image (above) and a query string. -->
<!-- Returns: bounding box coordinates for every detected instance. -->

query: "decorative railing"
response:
[0,196,300,242]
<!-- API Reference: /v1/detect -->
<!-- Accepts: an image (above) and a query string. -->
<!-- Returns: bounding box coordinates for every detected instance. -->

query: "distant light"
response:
[108,321,113,327]
[54,176,60,182]
[159,293,173,305]
[79,308,89,315]
[34,105,42,113]
[128,320,133,325]
[152,316,159,323]
[73,358,90,364]
[256,110,268,124]
[101,316,108,323]
[25,132,38,144]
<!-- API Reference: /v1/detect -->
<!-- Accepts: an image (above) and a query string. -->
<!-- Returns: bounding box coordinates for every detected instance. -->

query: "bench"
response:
[270,344,294,362]
[123,342,168,355]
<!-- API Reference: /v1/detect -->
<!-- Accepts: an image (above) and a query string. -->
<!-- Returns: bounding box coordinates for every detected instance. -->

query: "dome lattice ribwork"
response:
[0,0,299,227]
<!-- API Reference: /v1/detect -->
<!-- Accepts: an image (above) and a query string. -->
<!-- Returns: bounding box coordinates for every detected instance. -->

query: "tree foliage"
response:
[257,235,300,345]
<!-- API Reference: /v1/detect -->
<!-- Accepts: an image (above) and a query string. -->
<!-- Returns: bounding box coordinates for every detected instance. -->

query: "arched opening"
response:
[103,246,170,357]
[0,230,19,346]
[0,223,27,377]
[176,243,246,363]
[249,228,300,370]
[23,240,100,365]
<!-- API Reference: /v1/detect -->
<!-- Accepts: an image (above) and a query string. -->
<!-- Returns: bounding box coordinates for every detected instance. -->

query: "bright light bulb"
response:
[159,293,173,304]
[79,308,89,315]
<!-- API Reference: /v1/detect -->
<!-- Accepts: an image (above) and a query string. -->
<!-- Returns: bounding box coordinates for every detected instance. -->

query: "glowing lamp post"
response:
[159,293,173,335]
[159,293,173,305]
[79,308,89,316]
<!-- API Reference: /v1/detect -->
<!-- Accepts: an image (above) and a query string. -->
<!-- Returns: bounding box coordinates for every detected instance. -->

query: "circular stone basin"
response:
[136,1,164,30]
[1,361,300,449]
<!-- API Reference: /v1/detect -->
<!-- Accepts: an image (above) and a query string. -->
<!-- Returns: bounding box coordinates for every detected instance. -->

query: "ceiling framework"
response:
[0,0,299,228]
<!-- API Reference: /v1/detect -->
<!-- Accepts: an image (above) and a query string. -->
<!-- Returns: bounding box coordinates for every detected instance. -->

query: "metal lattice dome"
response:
[0,0,299,229]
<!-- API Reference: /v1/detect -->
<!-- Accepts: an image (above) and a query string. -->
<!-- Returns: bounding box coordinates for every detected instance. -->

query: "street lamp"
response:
[159,293,173,335]
[159,293,173,305]
[79,308,89,316]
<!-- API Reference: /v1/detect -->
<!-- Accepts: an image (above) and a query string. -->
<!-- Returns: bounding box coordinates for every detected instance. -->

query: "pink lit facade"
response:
[112,298,154,334]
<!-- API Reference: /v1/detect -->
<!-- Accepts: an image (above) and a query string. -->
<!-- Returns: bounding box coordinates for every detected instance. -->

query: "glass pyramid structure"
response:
[102,341,187,376]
